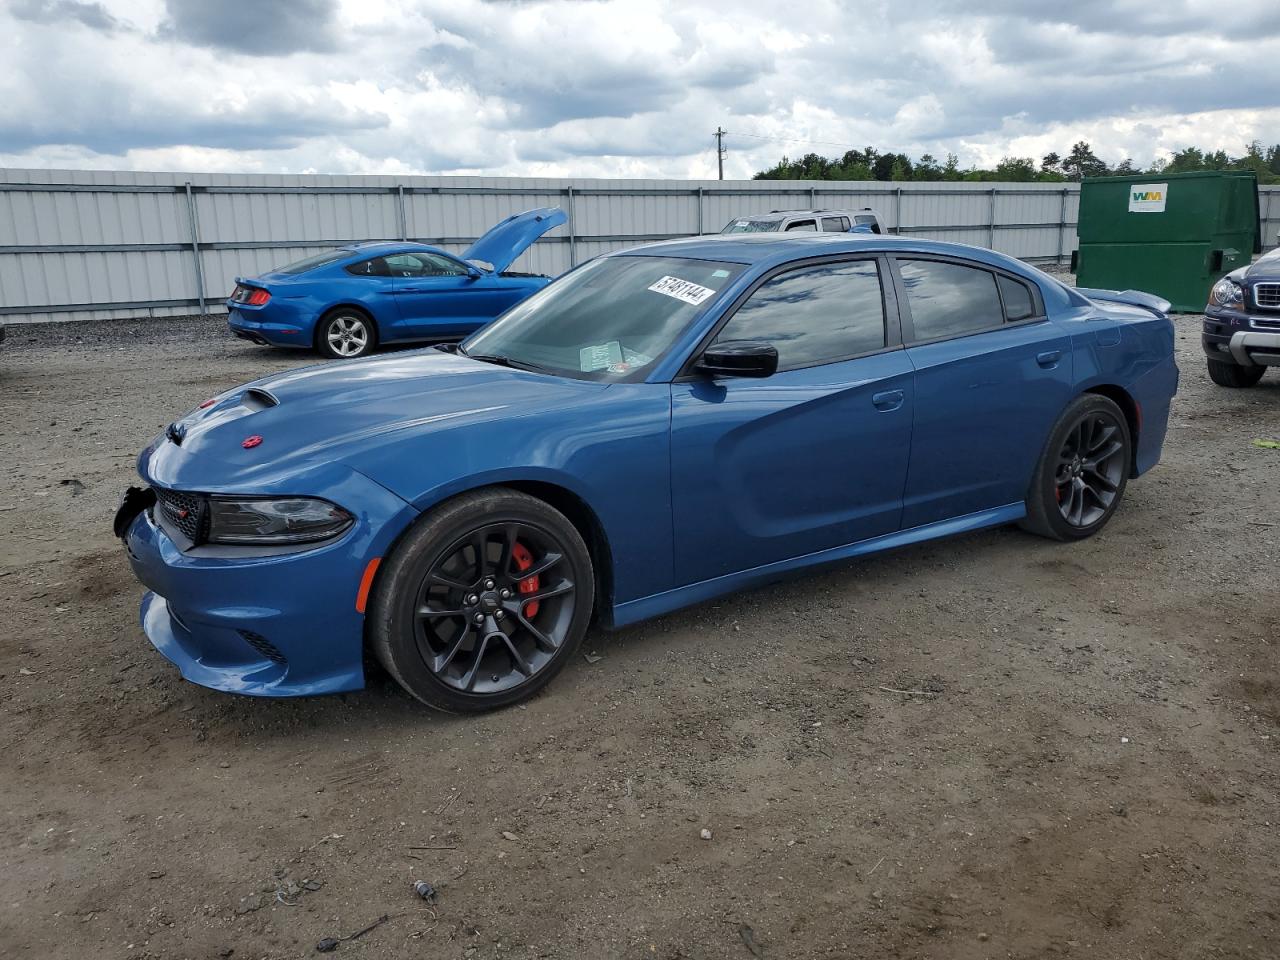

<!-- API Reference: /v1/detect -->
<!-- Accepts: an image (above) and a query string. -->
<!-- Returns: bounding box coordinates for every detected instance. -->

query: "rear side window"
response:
[273,250,348,275]
[712,260,886,369]
[347,257,391,277]
[998,274,1038,321]
[785,219,817,232]
[821,216,850,232]
[898,259,1005,341]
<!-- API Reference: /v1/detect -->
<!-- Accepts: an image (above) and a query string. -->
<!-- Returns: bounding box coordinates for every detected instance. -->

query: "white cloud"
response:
[1,0,1277,178]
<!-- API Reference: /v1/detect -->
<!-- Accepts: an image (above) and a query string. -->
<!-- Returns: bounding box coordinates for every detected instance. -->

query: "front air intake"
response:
[237,629,288,665]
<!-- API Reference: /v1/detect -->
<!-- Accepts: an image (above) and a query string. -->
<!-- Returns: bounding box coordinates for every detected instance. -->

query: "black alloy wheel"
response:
[1022,394,1132,541]
[370,488,594,712]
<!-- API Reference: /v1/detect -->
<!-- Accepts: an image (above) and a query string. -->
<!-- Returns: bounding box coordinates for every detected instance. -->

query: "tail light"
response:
[232,285,271,306]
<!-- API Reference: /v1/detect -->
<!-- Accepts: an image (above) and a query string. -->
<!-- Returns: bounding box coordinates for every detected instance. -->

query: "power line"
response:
[726,130,871,152]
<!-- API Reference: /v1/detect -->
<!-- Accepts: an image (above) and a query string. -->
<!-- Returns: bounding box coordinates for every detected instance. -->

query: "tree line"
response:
[752,140,1280,184]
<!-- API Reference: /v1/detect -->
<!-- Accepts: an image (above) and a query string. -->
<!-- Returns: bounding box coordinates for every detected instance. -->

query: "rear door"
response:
[669,256,914,585]
[892,256,1072,528]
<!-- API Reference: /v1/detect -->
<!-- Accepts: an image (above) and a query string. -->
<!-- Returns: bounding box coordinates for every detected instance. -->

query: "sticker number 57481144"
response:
[647,275,717,306]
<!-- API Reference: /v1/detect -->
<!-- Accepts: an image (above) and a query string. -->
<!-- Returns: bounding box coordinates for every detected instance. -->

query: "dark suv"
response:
[1202,246,1280,387]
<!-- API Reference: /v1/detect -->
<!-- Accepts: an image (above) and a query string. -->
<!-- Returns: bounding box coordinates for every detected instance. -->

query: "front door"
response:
[670,257,914,586]
[383,252,508,337]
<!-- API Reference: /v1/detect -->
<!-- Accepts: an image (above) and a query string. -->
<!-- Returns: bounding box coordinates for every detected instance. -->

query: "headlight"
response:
[206,497,354,545]
[1210,277,1244,308]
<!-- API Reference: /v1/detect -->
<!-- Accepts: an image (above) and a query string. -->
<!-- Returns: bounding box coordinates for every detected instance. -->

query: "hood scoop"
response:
[241,388,279,411]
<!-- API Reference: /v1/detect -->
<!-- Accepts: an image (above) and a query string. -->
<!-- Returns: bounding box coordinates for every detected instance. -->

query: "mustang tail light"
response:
[232,284,272,306]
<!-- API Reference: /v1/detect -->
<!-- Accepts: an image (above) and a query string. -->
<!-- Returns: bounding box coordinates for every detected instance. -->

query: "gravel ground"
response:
[2,315,1279,960]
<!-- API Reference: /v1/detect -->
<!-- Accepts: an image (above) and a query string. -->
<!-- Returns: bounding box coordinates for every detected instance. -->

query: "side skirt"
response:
[610,502,1026,629]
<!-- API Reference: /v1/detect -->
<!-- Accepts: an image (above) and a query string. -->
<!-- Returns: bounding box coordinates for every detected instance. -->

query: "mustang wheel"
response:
[369,488,594,712]
[1206,359,1265,388]
[1021,394,1132,541]
[317,309,376,359]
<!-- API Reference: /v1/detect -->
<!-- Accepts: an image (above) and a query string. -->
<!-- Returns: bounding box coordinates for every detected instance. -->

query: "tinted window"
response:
[855,214,882,234]
[899,259,1004,341]
[998,274,1037,321]
[273,249,348,275]
[377,252,467,277]
[712,260,885,369]
[347,257,391,277]
[785,219,817,232]
[822,216,850,232]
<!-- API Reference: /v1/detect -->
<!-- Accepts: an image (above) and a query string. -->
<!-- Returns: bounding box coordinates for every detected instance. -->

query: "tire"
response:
[1207,358,1265,388]
[1020,394,1132,542]
[316,308,377,360]
[369,488,595,713]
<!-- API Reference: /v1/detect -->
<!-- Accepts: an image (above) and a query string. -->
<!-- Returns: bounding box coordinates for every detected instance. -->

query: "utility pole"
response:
[714,127,726,180]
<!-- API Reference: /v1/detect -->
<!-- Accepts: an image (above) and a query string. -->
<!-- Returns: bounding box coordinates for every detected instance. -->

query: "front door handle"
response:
[872,389,905,412]
[1036,350,1062,369]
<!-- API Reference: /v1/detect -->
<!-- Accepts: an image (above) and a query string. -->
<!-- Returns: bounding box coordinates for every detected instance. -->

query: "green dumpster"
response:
[1074,170,1260,312]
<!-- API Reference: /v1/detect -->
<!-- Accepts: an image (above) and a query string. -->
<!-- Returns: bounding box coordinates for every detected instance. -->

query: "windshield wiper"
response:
[463,351,554,375]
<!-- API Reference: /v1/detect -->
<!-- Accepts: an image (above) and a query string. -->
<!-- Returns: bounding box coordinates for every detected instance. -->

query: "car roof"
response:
[618,232,1038,276]
[339,241,457,259]
[731,208,881,221]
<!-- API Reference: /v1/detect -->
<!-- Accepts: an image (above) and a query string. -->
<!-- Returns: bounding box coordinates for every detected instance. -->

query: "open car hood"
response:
[462,207,566,274]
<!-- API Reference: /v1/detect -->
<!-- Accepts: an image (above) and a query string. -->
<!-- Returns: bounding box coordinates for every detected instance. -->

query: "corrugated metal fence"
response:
[2,169,1278,323]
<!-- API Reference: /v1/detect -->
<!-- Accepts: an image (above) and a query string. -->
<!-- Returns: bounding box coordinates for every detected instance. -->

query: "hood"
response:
[462,207,566,274]
[142,350,603,491]
[1244,246,1280,280]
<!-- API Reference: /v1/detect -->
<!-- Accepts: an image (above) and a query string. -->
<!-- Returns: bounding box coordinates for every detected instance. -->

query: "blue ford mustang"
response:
[116,233,1178,712]
[226,207,566,359]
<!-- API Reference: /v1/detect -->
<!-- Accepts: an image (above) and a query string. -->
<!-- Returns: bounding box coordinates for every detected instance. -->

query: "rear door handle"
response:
[1036,350,1062,368]
[872,389,905,412]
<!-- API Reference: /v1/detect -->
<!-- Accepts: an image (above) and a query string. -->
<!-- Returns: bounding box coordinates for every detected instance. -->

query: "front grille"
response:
[238,629,288,665]
[1254,282,1280,310]
[154,488,207,543]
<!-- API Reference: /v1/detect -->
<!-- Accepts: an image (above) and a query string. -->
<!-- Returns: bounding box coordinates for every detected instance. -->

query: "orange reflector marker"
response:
[355,557,382,614]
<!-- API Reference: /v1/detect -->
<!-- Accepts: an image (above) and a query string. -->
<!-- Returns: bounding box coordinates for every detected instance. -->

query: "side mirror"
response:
[695,340,779,379]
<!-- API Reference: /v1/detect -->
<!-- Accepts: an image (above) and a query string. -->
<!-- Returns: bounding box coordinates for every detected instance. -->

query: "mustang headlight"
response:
[1210,277,1244,308]
[206,496,354,545]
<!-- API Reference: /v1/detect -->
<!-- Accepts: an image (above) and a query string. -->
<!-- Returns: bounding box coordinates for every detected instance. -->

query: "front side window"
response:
[785,219,817,232]
[462,255,745,381]
[711,260,886,369]
[898,259,1005,341]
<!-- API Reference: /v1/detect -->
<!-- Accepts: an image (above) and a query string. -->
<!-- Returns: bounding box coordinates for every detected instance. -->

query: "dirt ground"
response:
[1,315,1278,960]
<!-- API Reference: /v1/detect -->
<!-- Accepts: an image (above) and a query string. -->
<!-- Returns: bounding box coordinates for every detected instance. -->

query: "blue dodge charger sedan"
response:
[226,207,566,359]
[117,233,1178,712]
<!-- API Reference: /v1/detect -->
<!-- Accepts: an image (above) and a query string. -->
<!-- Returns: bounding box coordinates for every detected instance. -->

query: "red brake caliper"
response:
[512,542,541,619]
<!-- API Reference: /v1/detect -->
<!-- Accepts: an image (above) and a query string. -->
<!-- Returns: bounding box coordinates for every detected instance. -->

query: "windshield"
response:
[271,249,349,275]
[461,255,745,381]
[721,218,782,234]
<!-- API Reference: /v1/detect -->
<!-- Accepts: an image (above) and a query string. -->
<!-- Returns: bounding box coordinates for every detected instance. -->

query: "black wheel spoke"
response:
[517,613,558,653]
[1085,439,1123,469]
[496,523,518,579]
[1084,466,1118,493]
[501,633,534,677]
[430,571,472,590]
[470,533,489,580]
[433,624,473,673]
[459,631,493,692]
[521,578,574,604]
[519,551,563,581]
[418,605,464,619]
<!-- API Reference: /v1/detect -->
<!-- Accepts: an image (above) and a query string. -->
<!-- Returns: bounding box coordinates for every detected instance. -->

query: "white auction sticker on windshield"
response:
[647,275,716,306]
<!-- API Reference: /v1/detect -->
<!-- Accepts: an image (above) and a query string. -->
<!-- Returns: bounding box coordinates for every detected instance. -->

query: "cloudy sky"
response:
[2,0,1278,179]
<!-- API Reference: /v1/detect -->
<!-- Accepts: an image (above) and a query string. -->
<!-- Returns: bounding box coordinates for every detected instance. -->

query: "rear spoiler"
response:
[1076,287,1172,317]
